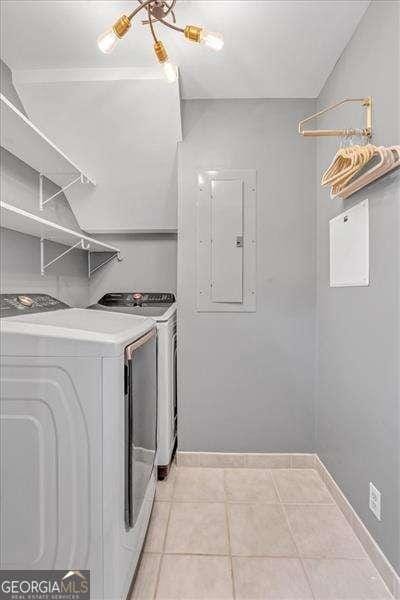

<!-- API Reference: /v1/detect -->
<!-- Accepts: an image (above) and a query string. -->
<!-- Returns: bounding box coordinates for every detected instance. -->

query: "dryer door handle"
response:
[125,328,156,360]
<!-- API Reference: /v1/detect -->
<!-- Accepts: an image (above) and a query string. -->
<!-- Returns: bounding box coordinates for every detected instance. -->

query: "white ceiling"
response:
[1,0,370,99]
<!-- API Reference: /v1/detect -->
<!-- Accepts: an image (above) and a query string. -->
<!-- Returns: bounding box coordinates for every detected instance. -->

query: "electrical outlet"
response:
[369,482,381,520]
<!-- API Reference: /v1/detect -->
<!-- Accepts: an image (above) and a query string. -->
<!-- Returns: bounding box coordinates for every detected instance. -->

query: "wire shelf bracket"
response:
[39,172,91,210]
[1,201,122,276]
[88,250,123,278]
[298,97,373,138]
[40,236,122,277]
[40,237,90,275]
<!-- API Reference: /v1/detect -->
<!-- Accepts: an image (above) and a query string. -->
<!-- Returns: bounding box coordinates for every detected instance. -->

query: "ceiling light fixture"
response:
[97,0,224,83]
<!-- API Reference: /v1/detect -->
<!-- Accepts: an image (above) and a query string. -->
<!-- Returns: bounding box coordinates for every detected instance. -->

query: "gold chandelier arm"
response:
[160,0,176,20]
[127,0,156,21]
[152,0,176,22]
[132,0,184,32]
[147,5,159,42]
[156,17,184,33]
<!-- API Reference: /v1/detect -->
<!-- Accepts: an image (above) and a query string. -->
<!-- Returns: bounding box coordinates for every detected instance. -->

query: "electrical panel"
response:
[197,169,256,312]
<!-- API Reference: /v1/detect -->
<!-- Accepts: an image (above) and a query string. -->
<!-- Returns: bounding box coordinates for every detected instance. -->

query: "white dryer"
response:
[0,294,157,600]
[89,292,177,479]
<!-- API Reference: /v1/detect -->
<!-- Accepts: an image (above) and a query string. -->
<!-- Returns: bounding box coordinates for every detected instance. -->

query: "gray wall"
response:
[88,234,177,305]
[1,59,25,114]
[315,0,399,573]
[178,99,317,452]
[0,227,90,306]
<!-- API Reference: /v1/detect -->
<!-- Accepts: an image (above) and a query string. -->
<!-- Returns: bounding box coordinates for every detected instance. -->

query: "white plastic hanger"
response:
[336,145,398,199]
[322,138,375,190]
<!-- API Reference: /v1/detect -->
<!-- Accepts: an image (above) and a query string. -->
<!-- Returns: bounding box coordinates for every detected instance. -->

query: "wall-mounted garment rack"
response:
[299,95,399,200]
[298,97,372,138]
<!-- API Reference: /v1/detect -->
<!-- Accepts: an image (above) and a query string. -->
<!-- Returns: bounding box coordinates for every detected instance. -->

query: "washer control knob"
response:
[17,295,33,307]
[133,293,142,300]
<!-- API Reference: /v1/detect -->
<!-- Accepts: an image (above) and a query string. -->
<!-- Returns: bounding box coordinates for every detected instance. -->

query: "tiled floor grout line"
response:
[155,498,336,505]
[152,466,177,600]
[144,551,388,562]
[177,456,318,469]
[141,465,395,599]
[222,469,236,600]
[270,469,317,600]
[144,549,386,560]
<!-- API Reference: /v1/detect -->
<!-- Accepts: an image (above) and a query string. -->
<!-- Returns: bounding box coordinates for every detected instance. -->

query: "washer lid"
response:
[89,302,177,322]
[1,308,155,357]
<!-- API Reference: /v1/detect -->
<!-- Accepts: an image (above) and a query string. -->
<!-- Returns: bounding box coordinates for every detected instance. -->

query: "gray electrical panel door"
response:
[197,169,256,313]
[211,180,244,303]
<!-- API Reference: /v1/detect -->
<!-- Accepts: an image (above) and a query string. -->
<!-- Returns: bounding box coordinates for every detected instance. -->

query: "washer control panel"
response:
[0,294,69,318]
[98,292,175,307]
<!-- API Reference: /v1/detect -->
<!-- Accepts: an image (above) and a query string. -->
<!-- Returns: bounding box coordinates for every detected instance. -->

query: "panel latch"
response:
[236,235,243,248]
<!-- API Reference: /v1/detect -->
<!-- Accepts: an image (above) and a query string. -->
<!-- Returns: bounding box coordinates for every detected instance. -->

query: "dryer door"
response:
[171,331,178,445]
[0,359,93,569]
[125,329,157,529]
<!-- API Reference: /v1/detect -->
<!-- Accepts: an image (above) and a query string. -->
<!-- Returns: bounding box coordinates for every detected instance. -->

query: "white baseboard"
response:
[177,451,316,469]
[176,451,399,598]
[315,455,400,599]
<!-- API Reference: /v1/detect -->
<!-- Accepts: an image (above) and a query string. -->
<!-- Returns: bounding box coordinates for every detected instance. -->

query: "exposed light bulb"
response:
[162,60,178,83]
[200,30,224,51]
[154,41,178,84]
[97,15,131,54]
[97,28,119,53]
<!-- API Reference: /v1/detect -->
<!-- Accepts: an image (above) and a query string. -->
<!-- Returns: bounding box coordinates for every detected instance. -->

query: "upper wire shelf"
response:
[0,93,96,202]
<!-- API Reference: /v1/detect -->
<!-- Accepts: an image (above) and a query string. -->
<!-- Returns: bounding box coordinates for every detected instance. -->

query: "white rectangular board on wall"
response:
[329,199,369,287]
[197,169,256,312]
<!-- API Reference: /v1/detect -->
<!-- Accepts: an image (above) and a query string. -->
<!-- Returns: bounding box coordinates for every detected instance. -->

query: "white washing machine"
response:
[89,292,177,479]
[0,293,158,600]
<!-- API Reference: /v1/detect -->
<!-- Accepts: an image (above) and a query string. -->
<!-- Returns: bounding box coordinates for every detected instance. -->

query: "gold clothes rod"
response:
[298,97,372,138]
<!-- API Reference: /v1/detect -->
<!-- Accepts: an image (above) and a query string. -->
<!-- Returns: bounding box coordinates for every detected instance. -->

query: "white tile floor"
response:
[130,465,393,599]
